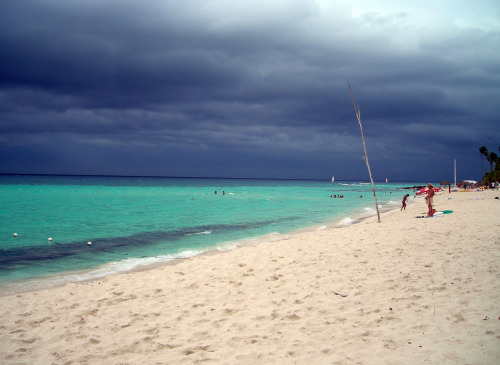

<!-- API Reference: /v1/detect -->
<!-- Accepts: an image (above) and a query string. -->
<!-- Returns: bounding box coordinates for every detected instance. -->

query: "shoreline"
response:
[0,193,410,297]
[2,189,498,364]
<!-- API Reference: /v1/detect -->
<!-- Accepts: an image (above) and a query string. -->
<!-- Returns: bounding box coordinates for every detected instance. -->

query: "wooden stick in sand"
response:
[349,84,381,222]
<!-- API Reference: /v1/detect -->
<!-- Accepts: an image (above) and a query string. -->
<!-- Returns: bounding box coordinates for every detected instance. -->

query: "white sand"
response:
[1,189,499,364]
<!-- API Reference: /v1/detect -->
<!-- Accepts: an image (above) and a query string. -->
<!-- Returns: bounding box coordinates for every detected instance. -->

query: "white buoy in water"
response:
[13,233,18,237]
[87,241,92,245]
[48,237,53,241]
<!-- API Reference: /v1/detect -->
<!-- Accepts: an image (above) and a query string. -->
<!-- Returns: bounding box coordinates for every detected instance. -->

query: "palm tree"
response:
[485,150,492,170]
[482,149,500,184]
[490,152,498,172]
[479,146,488,175]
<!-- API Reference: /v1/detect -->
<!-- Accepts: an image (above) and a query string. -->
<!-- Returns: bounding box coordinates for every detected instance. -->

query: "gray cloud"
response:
[1,0,499,181]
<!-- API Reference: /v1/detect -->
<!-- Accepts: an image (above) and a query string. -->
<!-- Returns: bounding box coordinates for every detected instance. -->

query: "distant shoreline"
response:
[0,173,436,184]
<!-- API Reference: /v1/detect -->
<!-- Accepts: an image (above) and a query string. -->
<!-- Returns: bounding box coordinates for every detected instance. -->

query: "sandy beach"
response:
[1,189,499,364]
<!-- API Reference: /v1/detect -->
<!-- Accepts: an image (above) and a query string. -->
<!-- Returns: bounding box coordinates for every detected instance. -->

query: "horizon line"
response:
[0,173,437,184]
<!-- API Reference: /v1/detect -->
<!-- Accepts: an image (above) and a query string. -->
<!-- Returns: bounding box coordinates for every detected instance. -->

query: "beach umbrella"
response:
[440,180,451,193]
[459,180,477,189]
[416,187,428,195]
[463,180,477,185]
[416,186,441,195]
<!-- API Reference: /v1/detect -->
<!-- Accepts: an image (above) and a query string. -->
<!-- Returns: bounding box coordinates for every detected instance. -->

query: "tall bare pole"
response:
[454,159,456,186]
[348,85,381,222]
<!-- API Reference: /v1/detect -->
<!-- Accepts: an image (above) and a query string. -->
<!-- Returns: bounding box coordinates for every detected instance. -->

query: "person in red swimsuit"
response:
[426,184,435,216]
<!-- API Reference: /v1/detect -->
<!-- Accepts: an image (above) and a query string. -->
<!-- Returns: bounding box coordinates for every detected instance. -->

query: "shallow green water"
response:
[0,175,424,292]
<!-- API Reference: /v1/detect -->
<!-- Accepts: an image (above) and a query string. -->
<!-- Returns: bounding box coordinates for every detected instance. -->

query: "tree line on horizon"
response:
[479,145,499,184]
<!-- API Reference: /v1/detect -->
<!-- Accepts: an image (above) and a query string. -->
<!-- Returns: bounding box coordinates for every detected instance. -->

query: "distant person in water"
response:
[401,194,409,211]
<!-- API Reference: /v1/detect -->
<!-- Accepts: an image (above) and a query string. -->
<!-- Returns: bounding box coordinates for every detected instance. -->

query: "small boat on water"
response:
[331,176,335,183]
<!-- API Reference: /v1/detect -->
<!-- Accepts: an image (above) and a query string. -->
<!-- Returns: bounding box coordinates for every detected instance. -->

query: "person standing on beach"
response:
[401,194,409,211]
[426,184,435,216]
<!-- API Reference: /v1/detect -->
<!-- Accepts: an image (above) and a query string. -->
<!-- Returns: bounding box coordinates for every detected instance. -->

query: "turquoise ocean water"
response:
[0,175,425,294]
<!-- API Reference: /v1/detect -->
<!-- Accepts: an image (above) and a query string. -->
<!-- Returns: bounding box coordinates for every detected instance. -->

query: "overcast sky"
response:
[1,0,499,182]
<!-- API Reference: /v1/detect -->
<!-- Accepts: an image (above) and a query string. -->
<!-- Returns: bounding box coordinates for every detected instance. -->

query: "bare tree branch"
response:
[349,84,381,223]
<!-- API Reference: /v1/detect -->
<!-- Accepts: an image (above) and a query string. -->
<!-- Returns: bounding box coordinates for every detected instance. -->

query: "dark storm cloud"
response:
[0,0,499,180]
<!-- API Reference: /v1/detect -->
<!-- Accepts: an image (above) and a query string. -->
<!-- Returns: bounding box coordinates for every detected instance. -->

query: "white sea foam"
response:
[270,232,293,242]
[363,207,376,215]
[194,230,212,235]
[216,243,239,251]
[337,217,353,226]
[1,249,207,295]
[75,250,205,279]
[260,232,284,242]
[316,225,327,231]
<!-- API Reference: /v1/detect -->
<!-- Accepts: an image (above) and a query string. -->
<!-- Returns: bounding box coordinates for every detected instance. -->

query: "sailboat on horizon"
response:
[331,176,335,183]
